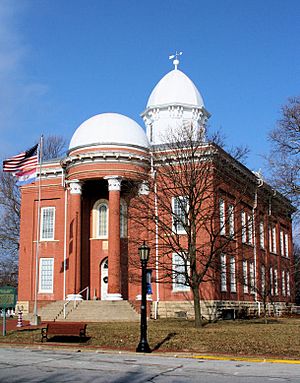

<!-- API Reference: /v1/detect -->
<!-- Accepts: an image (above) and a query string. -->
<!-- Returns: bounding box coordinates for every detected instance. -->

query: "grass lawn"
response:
[0,317,300,359]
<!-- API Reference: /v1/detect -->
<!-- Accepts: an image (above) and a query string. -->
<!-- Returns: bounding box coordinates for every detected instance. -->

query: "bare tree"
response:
[129,124,247,327]
[237,254,274,323]
[294,243,300,305]
[42,134,67,161]
[0,135,67,286]
[207,128,250,164]
[268,97,300,211]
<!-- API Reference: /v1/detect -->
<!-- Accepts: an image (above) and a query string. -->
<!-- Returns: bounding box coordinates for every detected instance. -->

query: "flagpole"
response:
[32,135,43,326]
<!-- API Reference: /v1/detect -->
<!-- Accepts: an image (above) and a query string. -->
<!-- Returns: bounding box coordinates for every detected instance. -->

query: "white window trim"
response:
[120,199,127,238]
[40,207,55,241]
[172,196,188,235]
[39,258,54,293]
[272,226,277,254]
[221,254,227,292]
[172,253,190,292]
[285,233,289,257]
[249,262,255,294]
[230,256,236,292]
[274,268,278,295]
[247,214,253,245]
[92,199,109,239]
[261,265,266,294]
[270,266,274,296]
[219,199,226,236]
[228,204,234,237]
[287,272,290,296]
[282,270,286,296]
[260,220,265,249]
[280,230,284,256]
[241,211,247,243]
[243,260,248,293]
[269,225,272,252]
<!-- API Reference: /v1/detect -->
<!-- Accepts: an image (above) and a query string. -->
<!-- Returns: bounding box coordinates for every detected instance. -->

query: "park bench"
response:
[41,322,87,342]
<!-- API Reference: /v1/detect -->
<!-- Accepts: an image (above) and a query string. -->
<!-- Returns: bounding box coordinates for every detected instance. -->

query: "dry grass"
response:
[1,318,300,359]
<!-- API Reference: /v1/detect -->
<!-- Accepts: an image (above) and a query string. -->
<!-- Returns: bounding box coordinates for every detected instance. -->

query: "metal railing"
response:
[78,286,89,300]
[63,286,89,319]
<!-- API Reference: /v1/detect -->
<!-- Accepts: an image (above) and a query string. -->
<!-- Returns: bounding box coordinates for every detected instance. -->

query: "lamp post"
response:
[136,241,151,353]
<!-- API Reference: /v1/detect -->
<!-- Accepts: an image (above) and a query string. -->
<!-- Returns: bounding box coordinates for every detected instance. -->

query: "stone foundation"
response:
[151,300,290,321]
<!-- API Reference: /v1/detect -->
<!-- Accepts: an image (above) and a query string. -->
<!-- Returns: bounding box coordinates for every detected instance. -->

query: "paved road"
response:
[0,347,299,382]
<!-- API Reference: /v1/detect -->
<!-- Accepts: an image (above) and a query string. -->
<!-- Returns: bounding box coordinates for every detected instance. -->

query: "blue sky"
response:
[0,0,299,174]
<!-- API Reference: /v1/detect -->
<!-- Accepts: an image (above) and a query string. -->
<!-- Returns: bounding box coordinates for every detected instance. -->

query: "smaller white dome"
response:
[69,113,149,150]
[147,69,204,108]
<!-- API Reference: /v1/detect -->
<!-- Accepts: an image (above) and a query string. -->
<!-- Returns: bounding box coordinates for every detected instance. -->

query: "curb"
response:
[189,355,300,364]
[1,343,300,364]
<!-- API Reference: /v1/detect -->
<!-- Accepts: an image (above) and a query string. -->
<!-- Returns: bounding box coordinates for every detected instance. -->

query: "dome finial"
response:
[169,51,183,70]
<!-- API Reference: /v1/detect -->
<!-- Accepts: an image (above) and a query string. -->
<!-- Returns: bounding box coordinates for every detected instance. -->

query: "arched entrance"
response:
[100,258,108,300]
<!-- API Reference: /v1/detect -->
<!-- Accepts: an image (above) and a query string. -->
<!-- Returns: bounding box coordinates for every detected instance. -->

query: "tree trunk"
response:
[192,285,202,327]
[263,300,268,324]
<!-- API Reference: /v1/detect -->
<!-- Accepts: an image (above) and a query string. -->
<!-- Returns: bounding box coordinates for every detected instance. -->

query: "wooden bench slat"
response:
[41,322,87,342]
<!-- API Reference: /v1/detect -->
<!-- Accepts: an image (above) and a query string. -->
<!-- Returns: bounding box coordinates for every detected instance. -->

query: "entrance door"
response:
[101,258,108,300]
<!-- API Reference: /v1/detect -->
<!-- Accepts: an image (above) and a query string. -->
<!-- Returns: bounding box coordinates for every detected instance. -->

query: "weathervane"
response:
[169,51,183,70]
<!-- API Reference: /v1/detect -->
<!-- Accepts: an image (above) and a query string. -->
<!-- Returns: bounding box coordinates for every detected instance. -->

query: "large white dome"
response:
[69,113,149,150]
[147,69,204,108]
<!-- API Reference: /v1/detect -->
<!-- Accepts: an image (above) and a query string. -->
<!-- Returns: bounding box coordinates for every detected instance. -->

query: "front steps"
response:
[27,300,140,322]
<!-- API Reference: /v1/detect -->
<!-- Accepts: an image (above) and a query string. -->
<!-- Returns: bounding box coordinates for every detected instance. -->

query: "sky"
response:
[0,0,299,174]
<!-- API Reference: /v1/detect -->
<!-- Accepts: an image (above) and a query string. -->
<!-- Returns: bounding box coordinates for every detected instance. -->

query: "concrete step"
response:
[34,300,140,322]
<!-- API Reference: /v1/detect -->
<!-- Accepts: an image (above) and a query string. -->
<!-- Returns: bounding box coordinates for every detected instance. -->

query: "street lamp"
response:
[136,241,151,353]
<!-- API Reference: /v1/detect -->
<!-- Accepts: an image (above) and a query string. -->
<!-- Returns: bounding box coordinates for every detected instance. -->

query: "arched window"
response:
[120,199,127,238]
[92,199,108,238]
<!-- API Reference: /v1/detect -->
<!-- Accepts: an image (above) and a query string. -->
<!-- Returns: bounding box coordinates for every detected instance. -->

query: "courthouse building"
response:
[17,61,295,319]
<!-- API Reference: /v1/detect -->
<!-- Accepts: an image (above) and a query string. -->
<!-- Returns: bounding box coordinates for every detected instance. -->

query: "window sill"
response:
[34,239,59,243]
[172,289,190,293]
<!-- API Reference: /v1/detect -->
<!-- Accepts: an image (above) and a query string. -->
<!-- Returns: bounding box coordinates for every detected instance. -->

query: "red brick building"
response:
[17,63,294,319]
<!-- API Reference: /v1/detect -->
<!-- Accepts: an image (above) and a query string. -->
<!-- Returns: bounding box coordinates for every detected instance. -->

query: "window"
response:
[285,233,289,257]
[269,226,272,252]
[287,272,290,296]
[39,258,54,293]
[172,253,190,291]
[243,260,248,293]
[120,200,127,238]
[269,224,277,254]
[98,203,108,237]
[249,262,255,294]
[259,220,265,249]
[228,204,234,237]
[220,254,227,292]
[93,199,108,238]
[247,215,253,245]
[282,270,286,296]
[40,207,55,241]
[261,265,266,294]
[274,268,278,295]
[272,226,277,254]
[172,196,188,234]
[219,199,226,235]
[270,267,274,296]
[280,230,284,256]
[241,211,247,243]
[230,257,236,292]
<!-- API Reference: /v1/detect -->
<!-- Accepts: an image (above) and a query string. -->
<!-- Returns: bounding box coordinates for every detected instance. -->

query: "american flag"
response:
[2,144,38,173]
